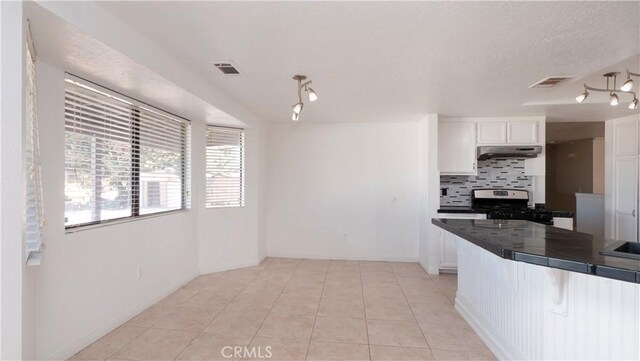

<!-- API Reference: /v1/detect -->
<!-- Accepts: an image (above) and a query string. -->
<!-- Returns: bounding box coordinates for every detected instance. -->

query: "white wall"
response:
[265,121,421,261]
[1,2,29,359]
[20,2,268,359]
[195,121,265,274]
[418,114,441,274]
[35,60,200,360]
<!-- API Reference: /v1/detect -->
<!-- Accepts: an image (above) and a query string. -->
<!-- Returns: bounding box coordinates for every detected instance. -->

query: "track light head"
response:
[610,93,619,106]
[576,91,589,103]
[307,87,318,102]
[630,98,639,110]
[292,112,300,121]
[292,102,303,114]
[621,78,634,92]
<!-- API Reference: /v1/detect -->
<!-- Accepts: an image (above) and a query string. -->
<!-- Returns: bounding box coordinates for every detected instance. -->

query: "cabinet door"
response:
[440,231,458,270]
[438,213,487,271]
[507,121,538,144]
[477,121,507,144]
[438,122,477,175]
[614,118,639,157]
[614,157,638,242]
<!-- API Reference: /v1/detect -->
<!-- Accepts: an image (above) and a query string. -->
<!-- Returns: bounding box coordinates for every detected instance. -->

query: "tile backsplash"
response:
[440,158,532,206]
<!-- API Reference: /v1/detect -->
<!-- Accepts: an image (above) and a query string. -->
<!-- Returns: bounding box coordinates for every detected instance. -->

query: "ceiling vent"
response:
[529,76,574,88]
[213,62,241,75]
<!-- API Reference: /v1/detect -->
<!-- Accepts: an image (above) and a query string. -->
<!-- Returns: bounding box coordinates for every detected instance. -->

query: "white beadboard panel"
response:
[454,235,640,360]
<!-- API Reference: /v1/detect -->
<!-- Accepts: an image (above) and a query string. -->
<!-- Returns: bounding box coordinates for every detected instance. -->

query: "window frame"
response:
[64,74,191,231]
[205,125,245,209]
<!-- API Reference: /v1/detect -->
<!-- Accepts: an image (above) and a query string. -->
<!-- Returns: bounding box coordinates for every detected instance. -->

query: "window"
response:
[25,28,44,264]
[64,75,190,229]
[206,126,244,208]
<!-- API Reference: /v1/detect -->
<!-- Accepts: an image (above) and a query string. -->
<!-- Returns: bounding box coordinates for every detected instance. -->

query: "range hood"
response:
[477,145,543,160]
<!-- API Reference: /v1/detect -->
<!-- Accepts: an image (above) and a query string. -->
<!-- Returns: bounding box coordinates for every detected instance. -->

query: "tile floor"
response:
[70,258,496,361]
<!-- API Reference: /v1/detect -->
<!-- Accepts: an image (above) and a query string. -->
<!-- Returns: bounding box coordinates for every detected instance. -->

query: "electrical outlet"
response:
[136,267,142,280]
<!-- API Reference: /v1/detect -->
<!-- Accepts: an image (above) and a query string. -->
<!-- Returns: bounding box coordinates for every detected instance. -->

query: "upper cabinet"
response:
[613,117,639,157]
[439,117,544,176]
[477,120,538,145]
[507,121,538,144]
[439,122,477,175]
[477,122,507,144]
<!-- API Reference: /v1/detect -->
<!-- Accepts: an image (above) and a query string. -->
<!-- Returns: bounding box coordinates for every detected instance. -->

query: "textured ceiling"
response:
[99,1,640,123]
[546,122,605,143]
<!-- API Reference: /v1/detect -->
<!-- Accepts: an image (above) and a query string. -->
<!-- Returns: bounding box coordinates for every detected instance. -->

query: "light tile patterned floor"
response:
[70,258,496,361]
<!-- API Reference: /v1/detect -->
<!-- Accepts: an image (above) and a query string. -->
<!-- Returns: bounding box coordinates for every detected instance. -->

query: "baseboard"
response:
[419,260,440,275]
[455,295,525,361]
[49,271,198,361]
[266,252,419,263]
[199,259,261,275]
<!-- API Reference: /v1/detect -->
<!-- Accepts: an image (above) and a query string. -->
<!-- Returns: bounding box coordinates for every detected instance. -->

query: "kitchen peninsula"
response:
[432,218,640,360]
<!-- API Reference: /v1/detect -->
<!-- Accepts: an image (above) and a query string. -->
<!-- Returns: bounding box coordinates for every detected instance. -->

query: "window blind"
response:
[64,76,190,229]
[206,126,244,208]
[25,27,44,265]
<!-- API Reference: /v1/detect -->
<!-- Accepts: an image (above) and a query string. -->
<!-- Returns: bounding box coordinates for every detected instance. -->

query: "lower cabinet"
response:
[438,213,487,272]
[552,217,573,231]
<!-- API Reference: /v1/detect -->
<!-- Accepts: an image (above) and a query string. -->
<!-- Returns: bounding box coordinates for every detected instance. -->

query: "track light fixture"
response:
[576,89,589,103]
[576,71,638,110]
[621,69,640,92]
[291,74,319,121]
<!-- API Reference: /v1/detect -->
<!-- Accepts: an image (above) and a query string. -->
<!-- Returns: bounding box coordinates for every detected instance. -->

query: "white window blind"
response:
[25,27,44,265]
[64,76,190,229]
[206,126,244,208]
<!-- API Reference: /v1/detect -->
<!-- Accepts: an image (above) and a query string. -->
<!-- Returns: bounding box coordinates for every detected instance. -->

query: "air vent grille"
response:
[213,62,241,75]
[529,76,574,88]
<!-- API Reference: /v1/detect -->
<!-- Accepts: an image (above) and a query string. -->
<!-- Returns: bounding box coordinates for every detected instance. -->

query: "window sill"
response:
[205,205,245,209]
[65,209,190,234]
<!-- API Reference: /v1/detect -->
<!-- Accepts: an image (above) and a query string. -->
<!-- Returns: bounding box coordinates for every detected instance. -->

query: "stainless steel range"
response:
[470,189,553,225]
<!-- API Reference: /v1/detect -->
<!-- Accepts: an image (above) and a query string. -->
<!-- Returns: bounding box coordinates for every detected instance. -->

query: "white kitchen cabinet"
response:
[614,157,638,242]
[439,122,477,175]
[476,120,539,145]
[552,217,573,231]
[606,115,640,243]
[477,121,507,144]
[576,193,604,237]
[614,117,638,157]
[507,121,538,144]
[438,213,487,271]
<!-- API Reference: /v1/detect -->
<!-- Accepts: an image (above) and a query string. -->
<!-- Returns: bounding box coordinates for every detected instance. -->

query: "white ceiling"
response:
[99,1,640,123]
[546,122,605,143]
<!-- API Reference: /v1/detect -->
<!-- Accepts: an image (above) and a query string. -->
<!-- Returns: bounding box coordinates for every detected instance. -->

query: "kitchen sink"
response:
[600,241,640,260]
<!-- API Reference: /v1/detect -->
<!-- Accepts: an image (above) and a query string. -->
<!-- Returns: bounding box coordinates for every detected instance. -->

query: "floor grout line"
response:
[359,261,373,361]
[303,261,329,361]
[169,264,263,360]
[244,257,302,357]
[394,265,436,354]
[98,275,218,361]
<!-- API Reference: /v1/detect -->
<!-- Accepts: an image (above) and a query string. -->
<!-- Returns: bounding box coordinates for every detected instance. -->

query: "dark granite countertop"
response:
[550,210,575,218]
[432,218,640,284]
[438,206,575,218]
